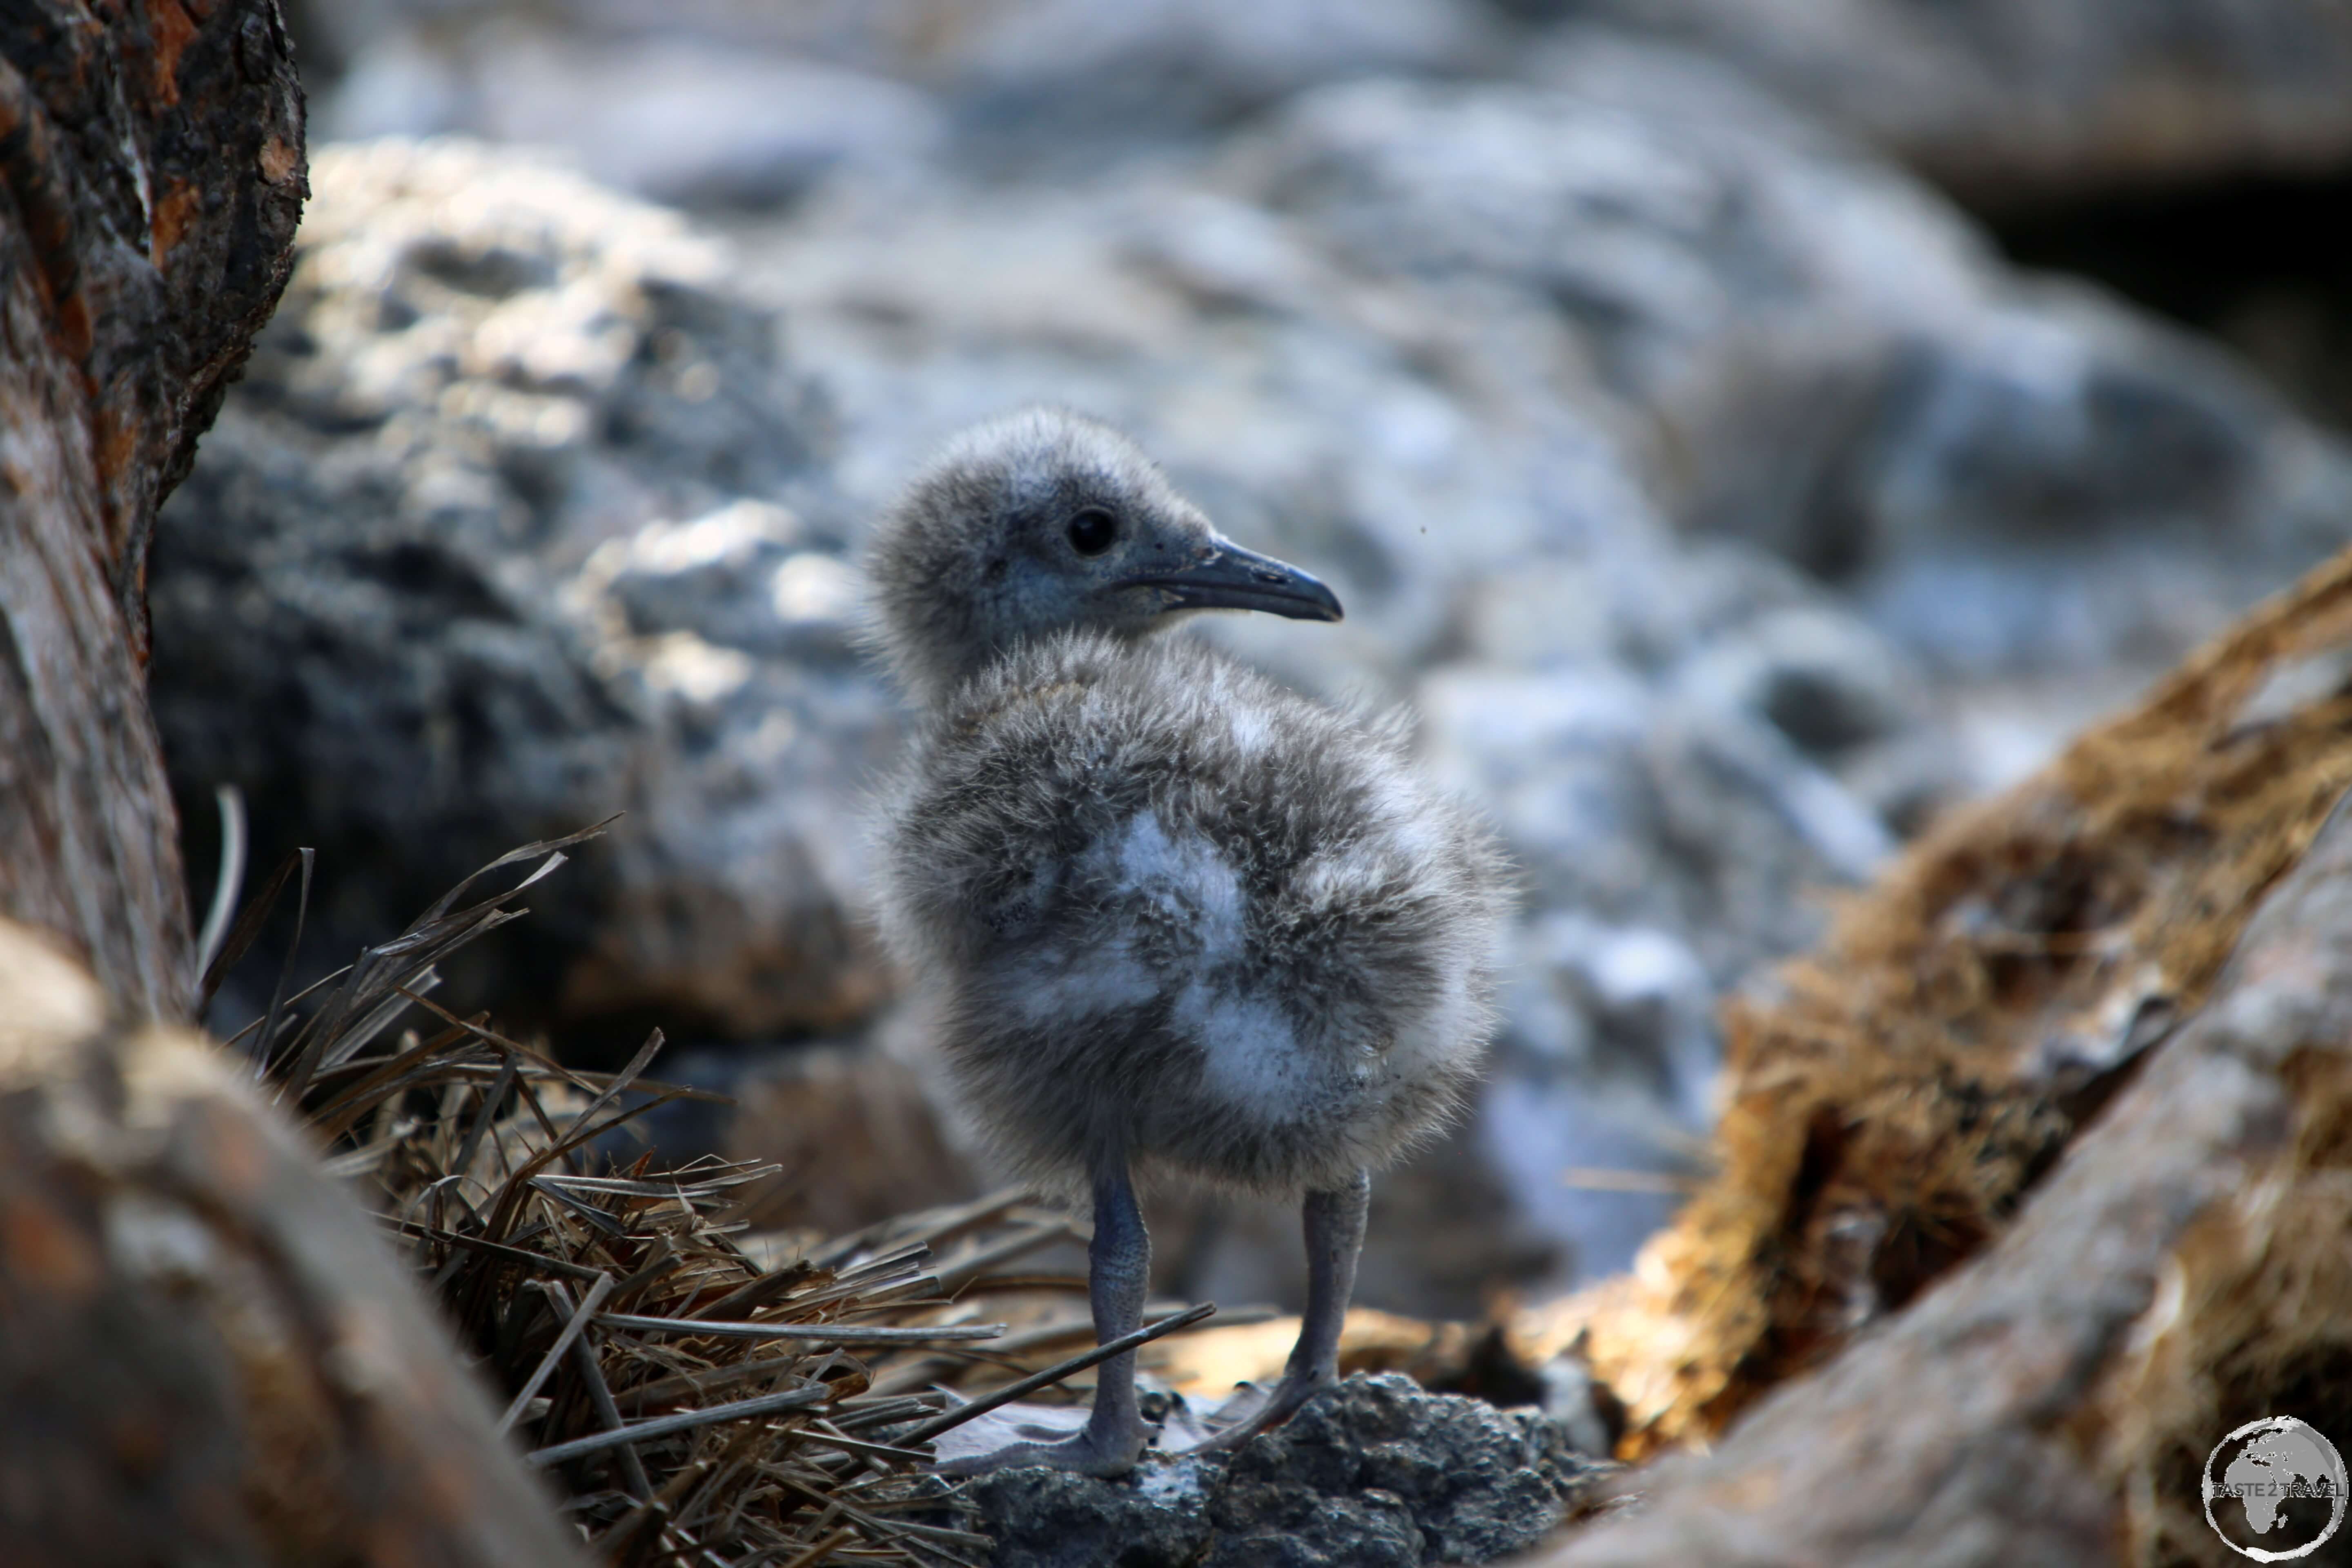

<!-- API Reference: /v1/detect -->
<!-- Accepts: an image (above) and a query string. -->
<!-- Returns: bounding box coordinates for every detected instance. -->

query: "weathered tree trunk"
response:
[0,922,589,1565]
[2,8,584,1562]
[1,0,307,1019]
[1508,551,2352,1566]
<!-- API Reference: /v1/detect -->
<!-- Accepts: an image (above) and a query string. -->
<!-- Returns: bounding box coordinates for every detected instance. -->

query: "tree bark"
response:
[2,8,586,1563]
[0,920,590,1566]
[2,0,306,1020]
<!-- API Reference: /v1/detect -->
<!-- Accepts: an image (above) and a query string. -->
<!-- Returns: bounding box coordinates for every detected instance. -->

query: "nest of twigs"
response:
[202,823,1210,1566]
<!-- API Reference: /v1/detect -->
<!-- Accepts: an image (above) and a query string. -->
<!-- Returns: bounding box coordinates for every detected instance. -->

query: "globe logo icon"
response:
[2204,1417,2348,1561]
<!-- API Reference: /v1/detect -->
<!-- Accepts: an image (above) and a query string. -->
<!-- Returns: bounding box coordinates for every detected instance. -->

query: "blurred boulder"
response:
[299,0,1490,192]
[1247,53,2352,679]
[1527,2,2352,202]
[291,0,2352,206]
[279,13,2352,679]
[150,140,896,1049]
[718,1042,980,1238]
[329,29,945,207]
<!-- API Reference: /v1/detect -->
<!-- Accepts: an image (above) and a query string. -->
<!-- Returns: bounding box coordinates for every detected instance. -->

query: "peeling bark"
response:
[2,9,588,1562]
[1528,791,2352,1567]
[2,0,305,1019]
[1515,547,2352,1488]
[0,920,587,1566]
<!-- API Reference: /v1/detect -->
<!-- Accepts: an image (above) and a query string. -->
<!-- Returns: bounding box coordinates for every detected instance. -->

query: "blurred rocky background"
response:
[151,0,2352,1319]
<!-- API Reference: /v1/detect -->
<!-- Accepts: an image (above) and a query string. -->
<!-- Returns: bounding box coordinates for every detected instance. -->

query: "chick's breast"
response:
[875,632,1507,1193]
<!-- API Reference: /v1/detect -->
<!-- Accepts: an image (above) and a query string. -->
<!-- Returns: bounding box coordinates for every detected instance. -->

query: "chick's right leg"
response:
[935,1160,1152,1478]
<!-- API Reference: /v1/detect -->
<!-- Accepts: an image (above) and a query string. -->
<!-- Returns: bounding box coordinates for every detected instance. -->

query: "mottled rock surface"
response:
[296,0,1492,175]
[290,0,2352,204]
[151,141,895,1049]
[1248,61,2352,680]
[962,1376,1601,1568]
[1535,2,2352,199]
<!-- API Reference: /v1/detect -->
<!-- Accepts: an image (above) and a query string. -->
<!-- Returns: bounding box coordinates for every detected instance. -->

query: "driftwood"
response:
[1531,550,2352,1462]
[1,0,304,1017]
[0,923,586,1564]
[1529,788,2352,1566]
[1506,551,2352,1564]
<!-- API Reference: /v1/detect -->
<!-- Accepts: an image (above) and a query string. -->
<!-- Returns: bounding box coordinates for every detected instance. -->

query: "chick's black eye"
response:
[1066,507,1118,556]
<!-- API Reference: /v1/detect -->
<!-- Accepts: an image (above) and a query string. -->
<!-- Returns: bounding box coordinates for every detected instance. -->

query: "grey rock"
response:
[151,141,895,1044]
[1213,1374,1592,1564]
[299,0,1488,193]
[297,0,2352,202]
[1414,656,1882,982]
[1831,313,2352,677]
[964,1376,1598,1568]
[920,0,1492,163]
[1531,2,2352,200]
[1245,56,2352,676]
[367,31,947,208]
[581,500,863,666]
[969,1461,1216,1568]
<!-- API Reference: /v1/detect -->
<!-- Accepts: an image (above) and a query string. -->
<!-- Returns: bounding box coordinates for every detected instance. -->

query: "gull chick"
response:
[867,408,1508,1475]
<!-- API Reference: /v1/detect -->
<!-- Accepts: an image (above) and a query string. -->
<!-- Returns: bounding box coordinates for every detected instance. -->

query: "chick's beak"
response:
[1123,540,1344,623]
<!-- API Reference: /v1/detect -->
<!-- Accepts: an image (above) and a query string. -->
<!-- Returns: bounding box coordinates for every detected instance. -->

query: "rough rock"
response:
[1531,2,2352,200]
[965,1463,1216,1568]
[296,0,1490,189]
[291,0,2352,206]
[1248,57,2352,680]
[332,29,945,208]
[273,13,2352,693]
[963,1375,1601,1568]
[714,1041,980,1238]
[149,140,896,1047]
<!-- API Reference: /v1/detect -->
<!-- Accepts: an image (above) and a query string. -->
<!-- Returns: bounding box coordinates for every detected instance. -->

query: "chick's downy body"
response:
[879,631,1502,1198]
[864,408,1508,1476]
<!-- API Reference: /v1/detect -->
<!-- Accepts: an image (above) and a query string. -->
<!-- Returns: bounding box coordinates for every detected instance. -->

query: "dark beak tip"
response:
[1126,544,1346,626]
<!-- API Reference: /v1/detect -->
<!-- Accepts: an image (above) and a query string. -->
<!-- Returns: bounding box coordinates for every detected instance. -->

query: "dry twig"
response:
[218,833,1225,1565]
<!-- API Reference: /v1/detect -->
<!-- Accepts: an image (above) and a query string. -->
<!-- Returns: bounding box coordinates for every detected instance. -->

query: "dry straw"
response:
[219,822,1210,1566]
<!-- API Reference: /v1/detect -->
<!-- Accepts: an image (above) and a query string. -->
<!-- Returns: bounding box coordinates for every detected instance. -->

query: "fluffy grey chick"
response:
[866,409,1508,1477]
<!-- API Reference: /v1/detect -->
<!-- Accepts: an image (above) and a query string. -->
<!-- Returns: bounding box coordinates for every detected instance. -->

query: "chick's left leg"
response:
[935,1161,1152,1477]
[1196,1167,1369,1448]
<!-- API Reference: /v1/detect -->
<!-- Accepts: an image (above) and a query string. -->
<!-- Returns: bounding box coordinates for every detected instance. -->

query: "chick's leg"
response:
[935,1161,1152,1477]
[1198,1167,1369,1448]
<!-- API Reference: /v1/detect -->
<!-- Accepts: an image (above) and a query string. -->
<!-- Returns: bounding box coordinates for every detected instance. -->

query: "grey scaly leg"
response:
[938,1161,1153,1477]
[1200,1167,1369,1448]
